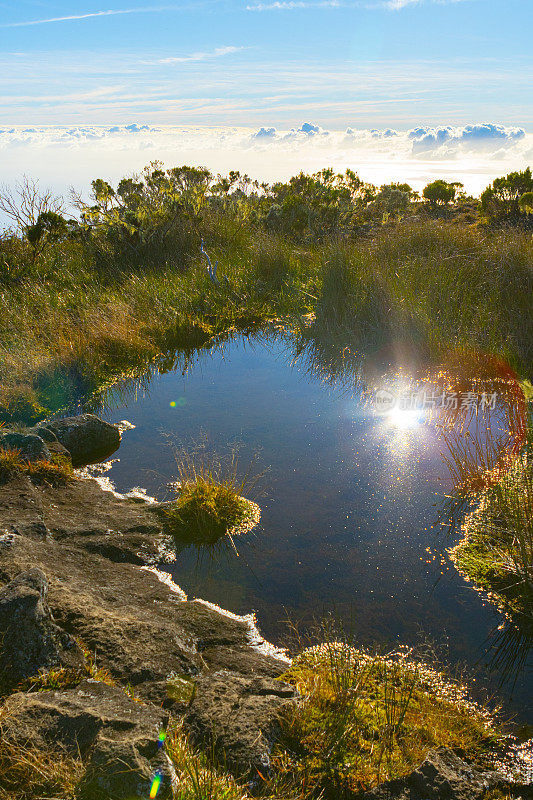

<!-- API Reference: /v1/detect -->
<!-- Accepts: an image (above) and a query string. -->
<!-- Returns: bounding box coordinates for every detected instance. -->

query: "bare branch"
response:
[0,176,64,232]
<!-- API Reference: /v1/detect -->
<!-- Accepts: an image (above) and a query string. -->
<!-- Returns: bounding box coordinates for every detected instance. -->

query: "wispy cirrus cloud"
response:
[0,5,183,28]
[246,0,468,9]
[145,46,247,65]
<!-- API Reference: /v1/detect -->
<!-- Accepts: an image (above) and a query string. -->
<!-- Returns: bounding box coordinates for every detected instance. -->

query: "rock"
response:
[0,568,83,692]
[185,669,297,780]
[1,679,173,799]
[0,431,51,462]
[362,748,507,800]
[28,425,72,460]
[41,414,121,467]
[409,747,504,800]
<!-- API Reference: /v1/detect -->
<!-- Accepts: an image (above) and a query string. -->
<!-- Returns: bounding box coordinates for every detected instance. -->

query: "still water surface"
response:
[93,333,532,719]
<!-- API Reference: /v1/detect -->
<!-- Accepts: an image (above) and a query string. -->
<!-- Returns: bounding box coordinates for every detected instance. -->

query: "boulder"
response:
[0,568,82,692]
[409,747,505,800]
[0,432,50,462]
[28,425,72,460]
[1,679,173,799]
[363,747,507,800]
[41,414,121,467]
[185,669,297,780]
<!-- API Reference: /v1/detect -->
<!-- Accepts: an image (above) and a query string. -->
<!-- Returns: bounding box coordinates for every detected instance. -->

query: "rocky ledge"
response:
[0,415,530,799]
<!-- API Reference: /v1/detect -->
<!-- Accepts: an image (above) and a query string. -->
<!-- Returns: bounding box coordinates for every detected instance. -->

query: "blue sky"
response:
[0,0,532,127]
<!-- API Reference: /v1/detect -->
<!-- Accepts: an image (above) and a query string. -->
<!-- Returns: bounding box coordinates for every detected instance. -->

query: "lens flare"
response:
[385,407,425,429]
[149,771,163,799]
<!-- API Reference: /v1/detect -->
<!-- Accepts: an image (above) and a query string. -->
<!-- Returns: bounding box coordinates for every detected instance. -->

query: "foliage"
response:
[519,191,533,215]
[451,452,533,626]
[481,168,533,224]
[0,165,531,421]
[274,641,499,798]
[423,179,464,206]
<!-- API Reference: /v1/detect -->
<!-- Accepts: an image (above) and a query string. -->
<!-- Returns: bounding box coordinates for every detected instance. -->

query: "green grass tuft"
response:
[273,642,499,798]
[450,453,533,627]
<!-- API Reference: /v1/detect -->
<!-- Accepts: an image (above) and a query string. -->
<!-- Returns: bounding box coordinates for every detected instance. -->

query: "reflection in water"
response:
[81,326,531,719]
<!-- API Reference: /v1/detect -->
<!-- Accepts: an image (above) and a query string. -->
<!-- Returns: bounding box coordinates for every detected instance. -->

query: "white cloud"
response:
[0,124,530,208]
[409,123,526,152]
[284,121,329,137]
[0,5,181,28]
[246,0,468,10]
[252,126,278,138]
[145,46,246,65]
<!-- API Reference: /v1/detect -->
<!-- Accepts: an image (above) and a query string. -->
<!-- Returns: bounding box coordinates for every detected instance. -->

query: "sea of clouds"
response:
[1,122,531,207]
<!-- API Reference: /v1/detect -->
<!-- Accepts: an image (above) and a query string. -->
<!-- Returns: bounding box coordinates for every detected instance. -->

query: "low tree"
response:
[481,167,533,224]
[423,180,464,207]
[518,191,533,216]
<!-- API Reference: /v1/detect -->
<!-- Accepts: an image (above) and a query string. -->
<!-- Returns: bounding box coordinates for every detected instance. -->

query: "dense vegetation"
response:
[0,165,531,798]
[0,165,532,423]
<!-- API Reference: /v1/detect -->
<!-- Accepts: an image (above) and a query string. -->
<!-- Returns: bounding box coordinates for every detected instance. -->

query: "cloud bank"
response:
[0,122,530,204]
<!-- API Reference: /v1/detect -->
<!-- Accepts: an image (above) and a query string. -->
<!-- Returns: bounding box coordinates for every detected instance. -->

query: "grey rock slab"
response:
[409,747,505,800]
[1,679,172,799]
[0,567,83,692]
[185,669,297,780]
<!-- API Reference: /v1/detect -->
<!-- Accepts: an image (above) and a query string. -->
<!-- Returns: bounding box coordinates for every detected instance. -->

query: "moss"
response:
[166,675,196,704]
[273,644,499,798]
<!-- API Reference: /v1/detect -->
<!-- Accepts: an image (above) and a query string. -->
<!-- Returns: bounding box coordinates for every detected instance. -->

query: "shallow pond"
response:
[93,331,532,719]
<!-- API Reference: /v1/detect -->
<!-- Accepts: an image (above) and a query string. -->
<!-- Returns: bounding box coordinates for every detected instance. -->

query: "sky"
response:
[0,0,532,198]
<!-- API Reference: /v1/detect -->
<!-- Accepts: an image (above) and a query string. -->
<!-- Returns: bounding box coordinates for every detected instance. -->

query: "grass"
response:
[450,453,533,627]
[272,641,500,799]
[162,441,262,549]
[0,448,74,486]
[166,721,249,800]
[0,736,84,800]
[0,220,531,421]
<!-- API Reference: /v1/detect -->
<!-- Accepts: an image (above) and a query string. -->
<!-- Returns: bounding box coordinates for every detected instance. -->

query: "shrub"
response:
[481,167,533,224]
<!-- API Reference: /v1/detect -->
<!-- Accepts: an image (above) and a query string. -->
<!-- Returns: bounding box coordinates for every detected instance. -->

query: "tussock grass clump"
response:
[274,642,498,798]
[0,736,84,800]
[163,443,261,549]
[451,454,533,626]
[166,721,249,800]
[0,449,24,484]
[0,448,74,487]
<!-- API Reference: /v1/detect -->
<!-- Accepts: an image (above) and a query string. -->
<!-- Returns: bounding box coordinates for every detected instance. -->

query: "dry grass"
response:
[0,737,84,800]
[0,448,74,486]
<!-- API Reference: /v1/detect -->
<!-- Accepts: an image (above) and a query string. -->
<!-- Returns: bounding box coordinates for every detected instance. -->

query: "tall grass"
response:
[0,220,531,420]
[275,637,498,798]
[451,453,533,625]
